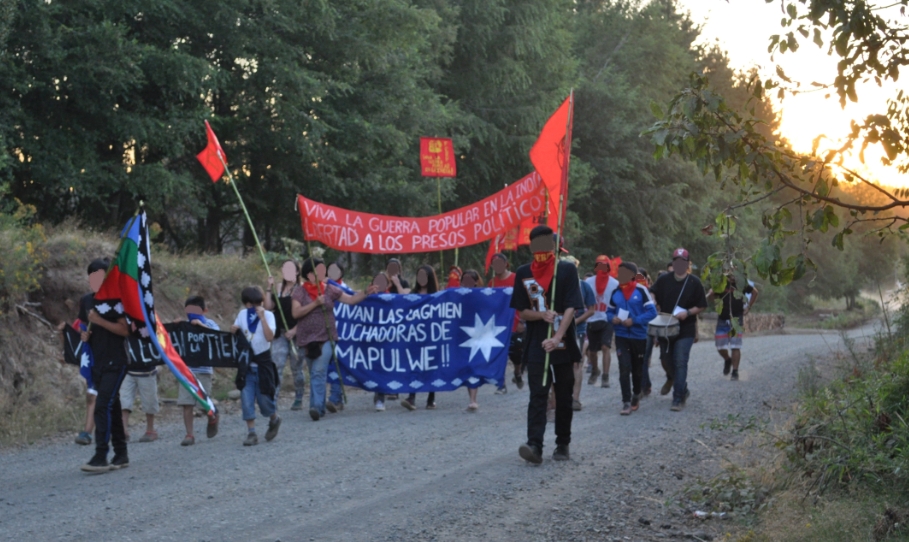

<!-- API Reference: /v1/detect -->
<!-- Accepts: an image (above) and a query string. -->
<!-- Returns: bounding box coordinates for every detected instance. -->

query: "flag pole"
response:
[216,155,298,359]
[437,178,444,275]
[542,90,574,387]
[74,205,143,358]
[303,236,348,404]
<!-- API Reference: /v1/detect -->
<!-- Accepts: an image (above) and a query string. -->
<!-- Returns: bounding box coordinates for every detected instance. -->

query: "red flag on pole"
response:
[196,120,227,182]
[420,137,457,177]
[529,95,574,230]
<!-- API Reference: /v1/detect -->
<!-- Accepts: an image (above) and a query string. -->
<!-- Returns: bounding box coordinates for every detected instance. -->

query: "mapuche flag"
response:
[529,94,574,230]
[95,211,217,417]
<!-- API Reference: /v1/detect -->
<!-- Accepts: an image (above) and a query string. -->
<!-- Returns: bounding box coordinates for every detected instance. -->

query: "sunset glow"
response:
[679,0,909,188]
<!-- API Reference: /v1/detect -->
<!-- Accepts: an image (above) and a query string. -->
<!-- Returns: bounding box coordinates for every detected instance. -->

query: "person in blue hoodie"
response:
[607,262,657,415]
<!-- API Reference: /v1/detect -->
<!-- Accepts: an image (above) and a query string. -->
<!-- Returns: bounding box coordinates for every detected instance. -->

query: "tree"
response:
[646,0,909,291]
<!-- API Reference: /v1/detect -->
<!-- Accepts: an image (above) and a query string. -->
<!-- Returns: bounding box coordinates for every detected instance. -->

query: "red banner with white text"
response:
[298,173,547,254]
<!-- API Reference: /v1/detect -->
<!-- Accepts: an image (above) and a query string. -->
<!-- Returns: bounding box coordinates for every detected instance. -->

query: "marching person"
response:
[79,259,131,473]
[606,262,657,415]
[650,248,708,411]
[511,226,585,464]
[386,258,411,295]
[179,296,220,446]
[563,256,595,411]
[292,257,379,420]
[264,259,305,410]
[707,274,758,381]
[232,286,280,446]
[584,255,619,388]
[489,253,525,393]
[401,265,440,410]
[461,269,484,411]
[636,267,655,395]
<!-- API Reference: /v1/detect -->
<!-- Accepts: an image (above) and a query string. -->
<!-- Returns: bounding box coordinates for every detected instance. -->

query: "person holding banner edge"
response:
[511,226,584,464]
[401,265,441,411]
[179,296,221,446]
[292,257,379,420]
[460,269,484,411]
[489,253,524,394]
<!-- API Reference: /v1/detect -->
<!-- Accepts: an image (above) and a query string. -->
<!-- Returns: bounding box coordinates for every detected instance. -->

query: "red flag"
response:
[420,137,457,177]
[196,120,227,182]
[529,94,574,230]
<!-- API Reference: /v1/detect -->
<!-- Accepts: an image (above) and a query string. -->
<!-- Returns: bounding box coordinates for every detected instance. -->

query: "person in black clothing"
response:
[386,258,411,294]
[79,259,131,473]
[649,248,708,411]
[510,226,585,464]
[401,265,440,411]
[265,259,304,409]
[707,274,758,381]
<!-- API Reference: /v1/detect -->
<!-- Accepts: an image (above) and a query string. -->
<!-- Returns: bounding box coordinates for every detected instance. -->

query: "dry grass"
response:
[0,224,273,446]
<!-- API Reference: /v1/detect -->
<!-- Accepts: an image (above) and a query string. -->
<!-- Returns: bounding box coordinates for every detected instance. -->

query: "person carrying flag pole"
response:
[511,91,582,464]
[91,204,218,469]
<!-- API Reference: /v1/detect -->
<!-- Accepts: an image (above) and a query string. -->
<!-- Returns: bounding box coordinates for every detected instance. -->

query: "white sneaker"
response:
[375,400,385,411]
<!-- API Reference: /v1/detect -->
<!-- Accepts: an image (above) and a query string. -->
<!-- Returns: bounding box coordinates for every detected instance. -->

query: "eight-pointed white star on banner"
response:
[459,314,507,363]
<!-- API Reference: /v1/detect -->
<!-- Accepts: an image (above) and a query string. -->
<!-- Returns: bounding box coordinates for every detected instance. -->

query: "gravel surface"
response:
[0,324,879,542]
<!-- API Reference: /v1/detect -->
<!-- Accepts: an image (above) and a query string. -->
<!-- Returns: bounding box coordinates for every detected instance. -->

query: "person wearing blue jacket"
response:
[607,262,657,415]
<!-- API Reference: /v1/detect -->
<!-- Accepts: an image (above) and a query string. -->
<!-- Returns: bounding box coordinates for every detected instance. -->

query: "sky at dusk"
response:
[676,0,908,187]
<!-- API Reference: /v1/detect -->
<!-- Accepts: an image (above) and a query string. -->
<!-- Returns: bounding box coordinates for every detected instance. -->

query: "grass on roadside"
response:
[735,487,909,541]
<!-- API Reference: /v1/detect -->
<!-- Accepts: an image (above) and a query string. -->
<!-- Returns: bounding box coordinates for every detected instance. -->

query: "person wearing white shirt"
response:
[584,255,619,388]
[231,286,279,446]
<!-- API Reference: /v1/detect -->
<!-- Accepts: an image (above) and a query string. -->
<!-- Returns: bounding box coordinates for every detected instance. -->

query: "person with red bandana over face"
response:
[606,262,657,415]
[291,257,380,421]
[584,255,619,388]
[489,253,525,393]
[445,266,462,289]
[510,226,585,464]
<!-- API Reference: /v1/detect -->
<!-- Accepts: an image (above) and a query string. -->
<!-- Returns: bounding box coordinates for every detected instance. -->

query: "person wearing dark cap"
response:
[649,248,708,411]
[510,225,585,463]
[606,262,657,415]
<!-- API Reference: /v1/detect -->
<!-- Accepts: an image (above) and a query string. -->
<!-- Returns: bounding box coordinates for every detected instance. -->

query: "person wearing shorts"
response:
[179,295,220,445]
[708,275,756,381]
[584,255,618,388]
[120,367,159,443]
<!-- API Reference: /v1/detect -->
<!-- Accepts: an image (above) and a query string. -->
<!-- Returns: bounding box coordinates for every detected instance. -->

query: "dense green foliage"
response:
[0,0,725,258]
[0,0,898,306]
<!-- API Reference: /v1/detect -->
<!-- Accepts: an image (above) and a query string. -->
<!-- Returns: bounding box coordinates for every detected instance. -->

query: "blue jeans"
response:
[272,336,306,400]
[306,342,341,415]
[241,365,277,421]
[658,336,694,403]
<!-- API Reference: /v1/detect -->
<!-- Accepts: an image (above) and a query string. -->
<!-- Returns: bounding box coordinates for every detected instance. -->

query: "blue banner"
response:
[328,288,515,393]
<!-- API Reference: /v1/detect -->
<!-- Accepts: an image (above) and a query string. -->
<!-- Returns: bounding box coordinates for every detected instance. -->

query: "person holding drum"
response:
[649,248,707,411]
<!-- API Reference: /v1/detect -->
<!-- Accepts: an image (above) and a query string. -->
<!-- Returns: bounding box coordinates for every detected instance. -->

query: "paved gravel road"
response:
[0,325,878,542]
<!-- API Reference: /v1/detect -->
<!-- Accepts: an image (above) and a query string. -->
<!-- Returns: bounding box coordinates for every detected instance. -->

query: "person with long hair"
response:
[265,259,305,410]
[401,265,440,411]
[292,257,379,420]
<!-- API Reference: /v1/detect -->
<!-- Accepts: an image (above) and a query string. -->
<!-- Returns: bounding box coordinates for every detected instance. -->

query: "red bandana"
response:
[446,267,462,289]
[620,280,638,300]
[303,281,323,301]
[530,252,555,293]
[595,270,611,297]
